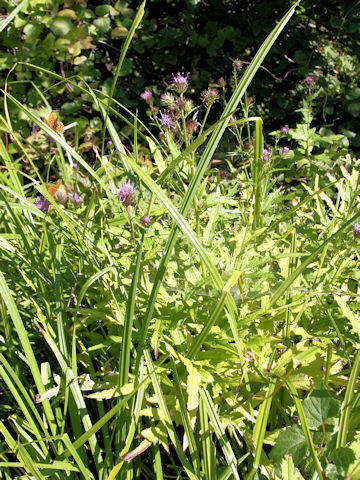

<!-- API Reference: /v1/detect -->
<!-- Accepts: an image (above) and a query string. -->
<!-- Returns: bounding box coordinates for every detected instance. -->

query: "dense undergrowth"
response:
[1,2,360,480]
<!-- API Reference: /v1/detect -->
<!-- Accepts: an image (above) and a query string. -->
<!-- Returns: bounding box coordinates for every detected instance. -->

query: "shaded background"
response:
[1,0,360,148]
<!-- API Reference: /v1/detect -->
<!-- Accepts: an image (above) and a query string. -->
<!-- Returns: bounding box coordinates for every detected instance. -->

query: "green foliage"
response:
[1,1,360,479]
[270,385,360,478]
[1,0,360,149]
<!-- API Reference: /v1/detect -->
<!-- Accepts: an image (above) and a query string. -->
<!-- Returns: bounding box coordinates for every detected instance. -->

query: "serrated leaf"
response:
[302,385,340,428]
[270,425,307,466]
[334,295,360,335]
[281,455,305,480]
[330,447,356,477]
[141,422,170,453]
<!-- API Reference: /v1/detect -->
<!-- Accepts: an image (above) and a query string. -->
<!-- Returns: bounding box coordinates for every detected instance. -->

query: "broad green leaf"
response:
[302,385,340,429]
[327,447,357,479]
[50,16,73,37]
[270,425,307,466]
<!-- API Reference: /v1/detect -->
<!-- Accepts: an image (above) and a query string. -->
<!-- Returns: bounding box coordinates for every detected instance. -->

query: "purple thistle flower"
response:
[69,192,81,205]
[235,60,242,68]
[159,111,173,128]
[304,75,315,86]
[108,140,113,146]
[280,146,290,154]
[281,125,289,134]
[140,90,154,104]
[117,180,136,207]
[171,72,189,93]
[140,90,153,104]
[353,222,360,236]
[35,196,50,211]
[72,163,78,169]
[263,148,271,161]
[142,216,151,224]
[201,88,218,106]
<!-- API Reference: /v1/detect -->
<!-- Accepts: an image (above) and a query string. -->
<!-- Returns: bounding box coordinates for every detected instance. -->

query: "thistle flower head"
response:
[186,119,201,135]
[160,92,175,107]
[280,146,290,154]
[158,111,173,129]
[184,99,194,114]
[201,88,218,106]
[142,216,151,224]
[69,192,81,205]
[171,72,189,93]
[140,90,153,104]
[218,77,227,88]
[304,75,315,86]
[35,196,50,211]
[281,125,289,134]
[117,180,136,207]
[353,222,360,236]
[263,148,271,161]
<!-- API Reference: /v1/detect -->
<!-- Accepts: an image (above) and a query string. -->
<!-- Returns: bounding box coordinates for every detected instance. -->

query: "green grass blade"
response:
[252,118,264,229]
[144,350,199,480]
[188,271,241,360]
[336,348,360,447]
[4,92,107,191]
[170,358,201,476]
[0,355,50,456]
[34,319,104,477]
[102,1,145,155]
[109,360,147,479]
[199,392,216,480]
[61,434,95,480]
[199,389,240,480]
[0,270,58,439]
[252,380,276,470]
[0,421,43,480]
[286,381,323,478]
[116,238,144,456]
[0,0,29,32]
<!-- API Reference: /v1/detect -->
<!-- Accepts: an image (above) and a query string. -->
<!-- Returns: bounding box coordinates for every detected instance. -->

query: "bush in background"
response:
[1,0,360,147]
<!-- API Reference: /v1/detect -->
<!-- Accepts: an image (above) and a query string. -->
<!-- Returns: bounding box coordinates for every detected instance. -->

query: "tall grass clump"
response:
[1,2,360,479]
